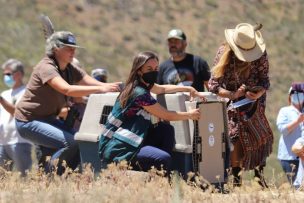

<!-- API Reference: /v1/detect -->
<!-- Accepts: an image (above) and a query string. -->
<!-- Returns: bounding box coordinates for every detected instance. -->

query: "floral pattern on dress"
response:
[209,44,270,141]
[125,91,156,117]
[208,44,273,170]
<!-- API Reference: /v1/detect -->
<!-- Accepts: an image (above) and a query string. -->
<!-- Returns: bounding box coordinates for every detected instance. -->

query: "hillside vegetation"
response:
[0,0,304,173]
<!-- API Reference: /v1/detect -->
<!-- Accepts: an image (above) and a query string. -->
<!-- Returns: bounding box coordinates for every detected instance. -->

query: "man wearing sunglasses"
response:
[0,59,33,176]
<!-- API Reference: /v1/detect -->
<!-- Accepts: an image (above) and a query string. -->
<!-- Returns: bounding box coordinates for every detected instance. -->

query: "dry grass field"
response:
[0,162,304,203]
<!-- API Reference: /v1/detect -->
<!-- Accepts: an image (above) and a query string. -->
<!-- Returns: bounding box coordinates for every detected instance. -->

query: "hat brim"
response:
[61,43,84,49]
[167,36,184,40]
[225,29,266,62]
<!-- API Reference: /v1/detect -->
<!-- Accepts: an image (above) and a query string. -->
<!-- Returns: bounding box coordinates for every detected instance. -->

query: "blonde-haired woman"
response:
[209,23,273,187]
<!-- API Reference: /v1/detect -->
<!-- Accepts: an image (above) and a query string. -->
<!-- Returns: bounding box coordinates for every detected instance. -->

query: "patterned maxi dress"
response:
[209,45,273,170]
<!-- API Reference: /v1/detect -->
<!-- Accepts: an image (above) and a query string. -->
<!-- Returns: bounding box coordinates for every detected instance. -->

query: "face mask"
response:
[3,75,15,88]
[291,92,304,106]
[141,71,158,85]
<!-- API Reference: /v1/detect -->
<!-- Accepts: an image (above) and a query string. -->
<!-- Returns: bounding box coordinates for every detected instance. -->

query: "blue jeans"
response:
[280,159,299,184]
[15,118,79,174]
[131,122,175,172]
[0,143,33,176]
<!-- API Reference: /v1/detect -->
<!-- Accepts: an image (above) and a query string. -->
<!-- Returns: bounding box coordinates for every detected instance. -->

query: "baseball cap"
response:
[50,31,83,48]
[167,29,187,40]
[289,82,304,94]
[91,68,108,82]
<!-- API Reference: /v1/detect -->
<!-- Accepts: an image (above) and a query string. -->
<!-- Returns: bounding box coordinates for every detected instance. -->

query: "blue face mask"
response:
[291,92,304,106]
[3,75,15,88]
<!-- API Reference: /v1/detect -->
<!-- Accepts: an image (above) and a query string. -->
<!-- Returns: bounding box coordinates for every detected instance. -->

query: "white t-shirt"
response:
[0,85,32,145]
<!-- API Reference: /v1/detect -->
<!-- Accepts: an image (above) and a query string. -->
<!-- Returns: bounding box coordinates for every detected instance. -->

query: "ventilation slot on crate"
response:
[99,105,114,125]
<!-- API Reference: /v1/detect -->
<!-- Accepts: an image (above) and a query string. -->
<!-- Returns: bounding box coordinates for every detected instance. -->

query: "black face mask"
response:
[141,71,158,85]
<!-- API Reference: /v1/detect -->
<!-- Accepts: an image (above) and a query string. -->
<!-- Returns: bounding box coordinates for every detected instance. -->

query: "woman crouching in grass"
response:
[98,51,204,174]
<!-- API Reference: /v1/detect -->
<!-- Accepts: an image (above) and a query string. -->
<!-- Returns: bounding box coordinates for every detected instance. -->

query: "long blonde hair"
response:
[212,43,251,79]
[211,43,232,78]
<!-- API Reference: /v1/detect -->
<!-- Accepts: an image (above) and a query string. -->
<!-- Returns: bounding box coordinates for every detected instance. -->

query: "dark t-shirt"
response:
[15,56,86,121]
[157,53,210,92]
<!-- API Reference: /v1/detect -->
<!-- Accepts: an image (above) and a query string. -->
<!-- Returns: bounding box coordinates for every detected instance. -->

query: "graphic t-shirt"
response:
[157,53,210,92]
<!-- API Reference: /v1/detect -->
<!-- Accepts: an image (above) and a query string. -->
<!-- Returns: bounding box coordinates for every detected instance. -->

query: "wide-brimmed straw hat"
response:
[225,23,265,62]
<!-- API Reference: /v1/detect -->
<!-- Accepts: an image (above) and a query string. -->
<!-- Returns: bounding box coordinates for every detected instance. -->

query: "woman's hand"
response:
[99,82,122,93]
[233,84,246,99]
[58,107,69,119]
[189,87,207,102]
[245,88,265,100]
[188,108,201,120]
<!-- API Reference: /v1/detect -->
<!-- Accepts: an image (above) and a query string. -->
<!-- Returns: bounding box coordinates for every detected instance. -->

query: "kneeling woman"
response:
[99,51,203,173]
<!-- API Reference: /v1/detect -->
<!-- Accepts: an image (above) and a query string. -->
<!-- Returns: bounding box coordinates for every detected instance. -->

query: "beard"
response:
[169,48,185,58]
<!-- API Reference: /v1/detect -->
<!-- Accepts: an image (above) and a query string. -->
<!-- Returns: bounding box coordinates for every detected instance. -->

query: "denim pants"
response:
[131,122,175,172]
[15,118,79,174]
[280,159,299,184]
[0,143,33,176]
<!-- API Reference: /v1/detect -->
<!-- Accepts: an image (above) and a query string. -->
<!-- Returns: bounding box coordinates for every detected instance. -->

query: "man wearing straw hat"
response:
[209,23,273,187]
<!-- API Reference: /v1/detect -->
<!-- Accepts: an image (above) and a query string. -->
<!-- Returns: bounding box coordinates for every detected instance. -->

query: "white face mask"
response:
[291,92,304,106]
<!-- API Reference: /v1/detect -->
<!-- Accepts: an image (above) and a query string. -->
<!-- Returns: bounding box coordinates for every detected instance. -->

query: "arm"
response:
[0,96,15,115]
[47,76,119,97]
[204,81,209,91]
[151,84,205,101]
[209,77,246,101]
[216,86,246,100]
[208,44,242,99]
[151,83,194,94]
[246,51,269,100]
[276,108,304,135]
[143,102,200,121]
[245,88,266,100]
[286,114,304,134]
[78,74,122,91]
[292,138,304,160]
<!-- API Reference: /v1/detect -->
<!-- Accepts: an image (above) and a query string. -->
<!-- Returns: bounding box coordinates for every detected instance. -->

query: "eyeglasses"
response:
[4,73,12,76]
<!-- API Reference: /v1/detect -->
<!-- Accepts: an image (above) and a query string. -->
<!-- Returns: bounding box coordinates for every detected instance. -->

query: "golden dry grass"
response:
[0,162,304,203]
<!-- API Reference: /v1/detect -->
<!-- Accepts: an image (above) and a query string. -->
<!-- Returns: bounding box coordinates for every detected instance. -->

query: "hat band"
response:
[233,38,257,51]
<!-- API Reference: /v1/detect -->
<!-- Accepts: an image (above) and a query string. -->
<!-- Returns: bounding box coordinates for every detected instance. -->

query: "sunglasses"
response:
[3,71,16,76]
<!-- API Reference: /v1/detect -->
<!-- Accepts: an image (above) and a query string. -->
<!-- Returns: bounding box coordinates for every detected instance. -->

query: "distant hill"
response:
[1,0,304,152]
